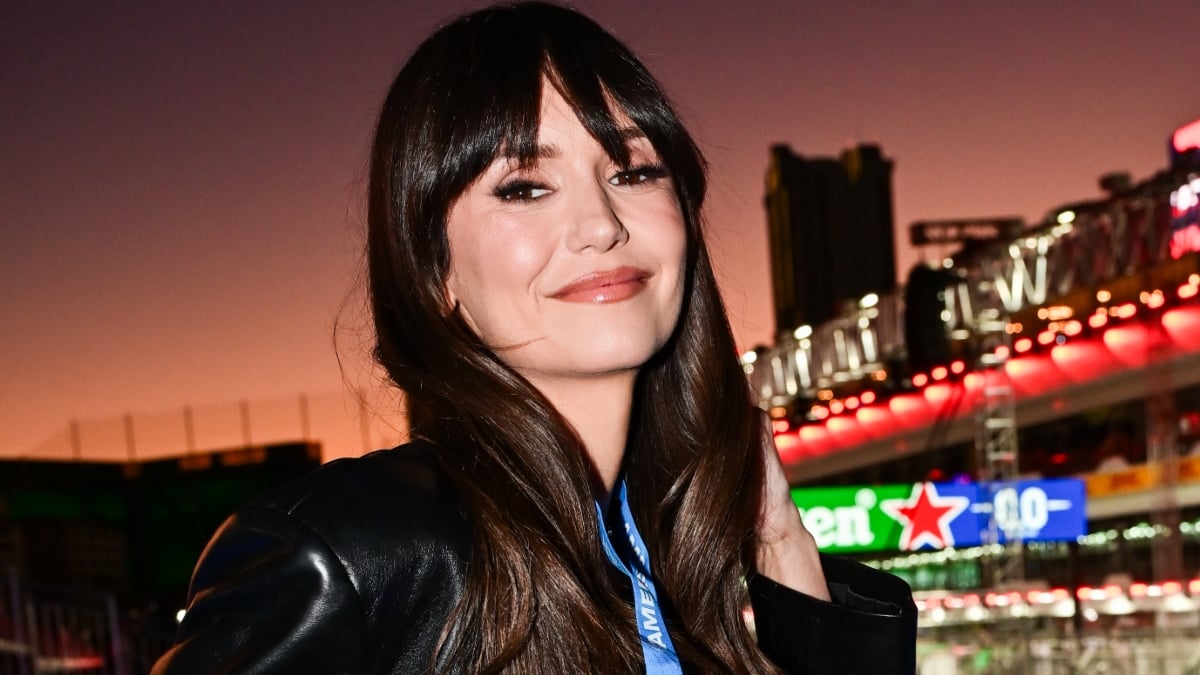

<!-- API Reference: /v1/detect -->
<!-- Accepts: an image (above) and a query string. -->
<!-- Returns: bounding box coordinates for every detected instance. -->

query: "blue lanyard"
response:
[595,479,683,675]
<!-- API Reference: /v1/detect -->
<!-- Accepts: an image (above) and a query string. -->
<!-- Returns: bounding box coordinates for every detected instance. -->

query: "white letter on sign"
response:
[1019,487,1049,533]
[799,507,836,550]
[993,487,1020,536]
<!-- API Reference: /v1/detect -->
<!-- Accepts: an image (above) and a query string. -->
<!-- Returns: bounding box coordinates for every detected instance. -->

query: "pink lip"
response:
[550,267,651,304]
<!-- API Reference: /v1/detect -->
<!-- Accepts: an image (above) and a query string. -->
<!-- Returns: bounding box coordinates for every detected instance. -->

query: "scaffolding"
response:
[964,255,1024,590]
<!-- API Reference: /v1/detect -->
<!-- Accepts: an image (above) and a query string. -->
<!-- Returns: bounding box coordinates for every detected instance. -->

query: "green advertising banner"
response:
[790,479,1087,553]
[790,484,918,554]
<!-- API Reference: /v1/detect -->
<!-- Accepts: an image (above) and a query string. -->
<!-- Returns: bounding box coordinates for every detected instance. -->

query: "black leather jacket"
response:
[153,443,916,674]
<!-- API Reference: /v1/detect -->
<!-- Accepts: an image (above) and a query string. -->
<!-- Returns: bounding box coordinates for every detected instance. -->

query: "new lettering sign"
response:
[790,479,1086,553]
[909,218,1024,246]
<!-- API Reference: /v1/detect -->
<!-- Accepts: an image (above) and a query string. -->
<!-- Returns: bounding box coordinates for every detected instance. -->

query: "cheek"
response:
[497,229,553,281]
[632,199,688,335]
[447,214,556,325]
[471,225,552,295]
[653,203,688,285]
[623,192,687,260]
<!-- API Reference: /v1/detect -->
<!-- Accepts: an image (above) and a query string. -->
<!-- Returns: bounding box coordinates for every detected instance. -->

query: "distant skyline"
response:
[3,1,1198,460]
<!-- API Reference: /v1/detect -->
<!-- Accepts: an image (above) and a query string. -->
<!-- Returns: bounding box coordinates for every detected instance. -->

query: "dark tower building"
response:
[764,143,897,336]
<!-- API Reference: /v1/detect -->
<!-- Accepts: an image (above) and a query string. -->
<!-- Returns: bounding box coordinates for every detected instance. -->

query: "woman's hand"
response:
[755,417,831,601]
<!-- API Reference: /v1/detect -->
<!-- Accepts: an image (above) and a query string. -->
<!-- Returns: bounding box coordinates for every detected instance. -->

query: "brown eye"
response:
[610,165,668,186]
[494,180,551,201]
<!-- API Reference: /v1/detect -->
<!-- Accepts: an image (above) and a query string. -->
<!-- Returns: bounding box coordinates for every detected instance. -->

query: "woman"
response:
[153,3,915,673]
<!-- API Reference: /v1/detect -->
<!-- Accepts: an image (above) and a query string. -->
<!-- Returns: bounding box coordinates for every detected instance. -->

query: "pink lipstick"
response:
[550,267,650,304]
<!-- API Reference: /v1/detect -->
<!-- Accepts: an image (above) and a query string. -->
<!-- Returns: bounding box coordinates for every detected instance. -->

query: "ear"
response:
[441,267,463,318]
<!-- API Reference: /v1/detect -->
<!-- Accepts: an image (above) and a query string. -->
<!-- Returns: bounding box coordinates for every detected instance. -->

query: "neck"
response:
[525,371,636,508]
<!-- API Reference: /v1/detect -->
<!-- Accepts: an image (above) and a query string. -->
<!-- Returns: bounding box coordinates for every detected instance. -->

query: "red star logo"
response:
[880,483,970,550]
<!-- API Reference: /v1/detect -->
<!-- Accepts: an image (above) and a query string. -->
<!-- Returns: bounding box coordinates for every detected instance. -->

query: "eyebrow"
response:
[501,126,648,161]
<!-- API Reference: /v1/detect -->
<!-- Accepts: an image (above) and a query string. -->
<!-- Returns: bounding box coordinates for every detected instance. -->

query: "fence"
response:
[0,567,175,675]
[9,389,409,464]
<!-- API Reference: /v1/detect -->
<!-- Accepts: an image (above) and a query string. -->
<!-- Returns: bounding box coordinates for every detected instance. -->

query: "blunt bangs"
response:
[410,2,706,222]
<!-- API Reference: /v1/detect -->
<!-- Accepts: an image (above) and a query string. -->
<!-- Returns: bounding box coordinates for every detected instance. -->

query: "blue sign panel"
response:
[793,478,1088,552]
[971,478,1087,545]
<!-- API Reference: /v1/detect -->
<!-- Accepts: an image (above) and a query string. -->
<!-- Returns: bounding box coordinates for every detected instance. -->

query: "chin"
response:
[565,332,670,375]
[509,332,667,380]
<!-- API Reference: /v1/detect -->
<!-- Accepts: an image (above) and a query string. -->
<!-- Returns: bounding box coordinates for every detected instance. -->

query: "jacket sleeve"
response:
[151,505,371,675]
[750,554,917,675]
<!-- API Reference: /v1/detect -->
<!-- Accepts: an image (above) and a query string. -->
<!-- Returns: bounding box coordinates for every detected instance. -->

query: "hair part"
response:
[367,2,774,672]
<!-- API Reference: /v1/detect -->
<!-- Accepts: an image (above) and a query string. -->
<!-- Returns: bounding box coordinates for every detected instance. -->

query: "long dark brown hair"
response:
[367,2,773,672]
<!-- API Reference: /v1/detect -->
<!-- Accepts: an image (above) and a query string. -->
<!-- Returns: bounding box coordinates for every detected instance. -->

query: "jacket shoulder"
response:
[248,440,468,545]
[246,440,472,618]
[153,441,469,675]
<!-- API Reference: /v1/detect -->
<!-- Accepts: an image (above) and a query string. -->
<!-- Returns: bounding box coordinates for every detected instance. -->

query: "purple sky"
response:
[3,1,1198,460]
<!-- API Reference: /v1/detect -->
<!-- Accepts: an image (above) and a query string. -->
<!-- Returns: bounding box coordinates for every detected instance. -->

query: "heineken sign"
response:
[790,479,1086,553]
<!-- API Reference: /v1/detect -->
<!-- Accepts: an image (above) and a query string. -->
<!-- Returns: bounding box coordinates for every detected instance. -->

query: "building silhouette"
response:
[764,143,897,336]
[0,441,322,671]
[0,441,320,602]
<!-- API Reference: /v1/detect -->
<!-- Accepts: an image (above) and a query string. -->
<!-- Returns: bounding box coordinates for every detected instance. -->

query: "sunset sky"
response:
[3,0,1198,461]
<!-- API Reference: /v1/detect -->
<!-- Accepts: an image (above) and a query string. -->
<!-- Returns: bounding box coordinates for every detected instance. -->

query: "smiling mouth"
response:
[550,267,651,304]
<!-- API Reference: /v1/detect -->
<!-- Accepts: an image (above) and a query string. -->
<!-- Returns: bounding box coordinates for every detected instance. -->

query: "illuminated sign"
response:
[909,218,1024,246]
[790,479,1087,553]
[977,479,1087,543]
[1170,176,1200,259]
[1173,118,1200,164]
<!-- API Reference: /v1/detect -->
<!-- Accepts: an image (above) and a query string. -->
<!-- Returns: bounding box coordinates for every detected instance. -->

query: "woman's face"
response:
[444,83,687,388]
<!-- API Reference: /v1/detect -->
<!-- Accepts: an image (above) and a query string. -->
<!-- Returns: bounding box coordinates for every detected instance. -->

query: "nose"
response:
[566,183,628,253]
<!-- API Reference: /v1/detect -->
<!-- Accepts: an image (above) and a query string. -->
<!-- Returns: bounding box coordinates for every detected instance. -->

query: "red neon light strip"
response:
[1174,118,1200,154]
